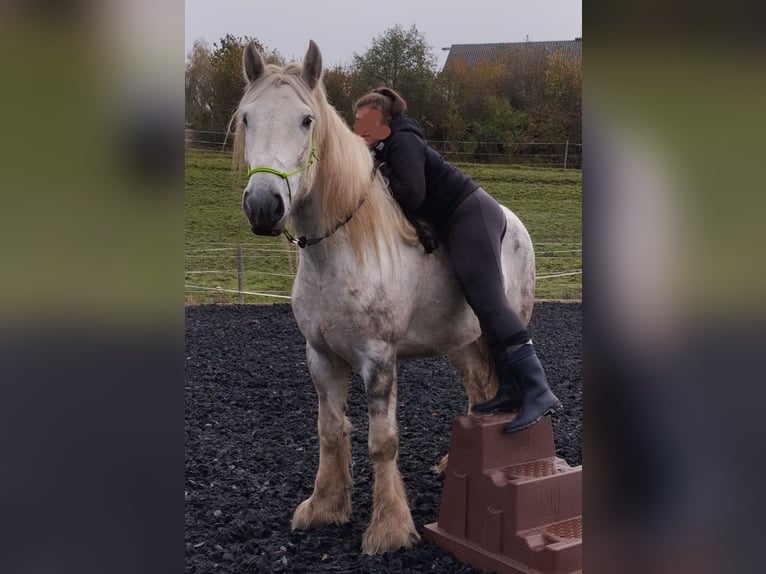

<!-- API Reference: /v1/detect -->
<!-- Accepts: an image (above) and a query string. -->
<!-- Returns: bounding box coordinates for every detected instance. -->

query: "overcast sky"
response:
[185,0,581,70]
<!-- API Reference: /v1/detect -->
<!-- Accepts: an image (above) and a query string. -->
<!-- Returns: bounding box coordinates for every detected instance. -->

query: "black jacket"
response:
[374,115,479,227]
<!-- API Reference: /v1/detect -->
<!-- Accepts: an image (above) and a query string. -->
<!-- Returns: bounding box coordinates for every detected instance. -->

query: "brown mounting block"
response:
[424,413,582,574]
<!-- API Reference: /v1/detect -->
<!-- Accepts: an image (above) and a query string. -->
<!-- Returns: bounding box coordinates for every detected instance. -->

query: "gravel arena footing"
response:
[185,302,581,573]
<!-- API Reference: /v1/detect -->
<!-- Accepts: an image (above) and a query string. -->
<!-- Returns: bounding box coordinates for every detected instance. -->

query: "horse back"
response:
[291,205,535,363]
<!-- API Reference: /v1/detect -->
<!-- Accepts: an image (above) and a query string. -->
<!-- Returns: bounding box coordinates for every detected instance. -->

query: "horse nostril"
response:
[242,190,252,217]
[273,193,285,220]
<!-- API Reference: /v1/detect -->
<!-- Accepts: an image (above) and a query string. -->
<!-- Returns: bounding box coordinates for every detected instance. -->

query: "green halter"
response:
[244,124,361,249]
[245,125,319,204]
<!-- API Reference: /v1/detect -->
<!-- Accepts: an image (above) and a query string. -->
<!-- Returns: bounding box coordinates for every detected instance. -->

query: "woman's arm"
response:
[380,132,427,213]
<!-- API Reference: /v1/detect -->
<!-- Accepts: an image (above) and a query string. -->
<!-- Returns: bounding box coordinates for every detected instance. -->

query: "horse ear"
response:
[302,40,323,89]
[243,42,265,84]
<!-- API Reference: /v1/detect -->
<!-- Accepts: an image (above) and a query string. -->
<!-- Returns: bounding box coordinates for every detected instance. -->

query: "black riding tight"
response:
[441,188,529,352]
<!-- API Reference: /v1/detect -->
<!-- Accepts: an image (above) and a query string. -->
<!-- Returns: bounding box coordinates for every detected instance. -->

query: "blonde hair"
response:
[352,87,408,122]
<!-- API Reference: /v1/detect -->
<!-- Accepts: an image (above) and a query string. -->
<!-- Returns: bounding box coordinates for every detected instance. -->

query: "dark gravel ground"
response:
[185,302,581,573]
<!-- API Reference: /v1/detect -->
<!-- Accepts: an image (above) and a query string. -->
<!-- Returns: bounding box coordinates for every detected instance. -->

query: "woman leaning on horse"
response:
[352,87,560,433]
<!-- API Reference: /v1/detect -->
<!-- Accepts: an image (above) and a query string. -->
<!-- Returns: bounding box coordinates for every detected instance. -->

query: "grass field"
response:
[185,151,581,304]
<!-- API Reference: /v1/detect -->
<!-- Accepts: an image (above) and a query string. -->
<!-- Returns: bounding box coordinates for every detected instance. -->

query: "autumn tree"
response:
[535,50,582,142]
[439,57,529,160]
[323,65,356,126]
[210,35,283,136]
[499,47,550,114]
[185,35,283,139]
[438,45,581,161]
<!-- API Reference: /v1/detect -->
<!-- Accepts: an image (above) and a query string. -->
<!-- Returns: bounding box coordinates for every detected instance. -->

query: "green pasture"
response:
[185,151,581,304]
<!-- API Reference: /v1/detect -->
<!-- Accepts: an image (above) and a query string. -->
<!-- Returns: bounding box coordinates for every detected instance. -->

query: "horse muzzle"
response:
[243,188,286,236]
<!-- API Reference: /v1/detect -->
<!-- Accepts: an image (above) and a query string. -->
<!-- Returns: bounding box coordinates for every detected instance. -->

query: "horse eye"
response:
[302,115,313,128]
[242,114,248,127]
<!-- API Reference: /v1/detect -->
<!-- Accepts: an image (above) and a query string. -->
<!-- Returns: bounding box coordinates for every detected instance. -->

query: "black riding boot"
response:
[502,345,561,433]
[471,348,523,414]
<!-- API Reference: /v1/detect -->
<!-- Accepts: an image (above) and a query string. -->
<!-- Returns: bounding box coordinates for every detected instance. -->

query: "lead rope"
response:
[282,195,366,249]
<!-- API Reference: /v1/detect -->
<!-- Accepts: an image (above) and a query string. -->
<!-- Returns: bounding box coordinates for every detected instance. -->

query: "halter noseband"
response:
[246,125,319,204]
[244,124,364,249]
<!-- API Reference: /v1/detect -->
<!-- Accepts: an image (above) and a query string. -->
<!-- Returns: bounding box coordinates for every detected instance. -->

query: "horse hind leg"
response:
[361,344,420,555]
[448,336,498,409]
[291,345,353,530]
[433,337,498,473]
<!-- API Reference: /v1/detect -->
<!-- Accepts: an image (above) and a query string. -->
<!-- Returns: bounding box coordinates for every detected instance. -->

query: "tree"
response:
[539,50,582,142]
[498,47,550,113]
[323,65,356,126]
[352,23,436,90]
[209,35,284,137]
[184,35,283,139]
[438,56,530,160]
[351,24,439,134]
[185,39,215,132]
[438,45,581,157]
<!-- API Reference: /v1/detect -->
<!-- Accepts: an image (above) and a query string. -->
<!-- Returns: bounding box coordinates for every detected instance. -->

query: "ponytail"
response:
[372,87,408,117]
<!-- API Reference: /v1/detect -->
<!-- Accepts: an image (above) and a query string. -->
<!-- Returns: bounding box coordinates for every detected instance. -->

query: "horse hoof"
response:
[291,495,351,530]
[361,519,420,555]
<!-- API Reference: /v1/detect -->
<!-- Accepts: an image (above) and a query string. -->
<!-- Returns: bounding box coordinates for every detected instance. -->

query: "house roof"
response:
[443,38,582,71]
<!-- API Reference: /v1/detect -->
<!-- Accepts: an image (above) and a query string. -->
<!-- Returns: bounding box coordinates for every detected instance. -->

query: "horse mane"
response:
[232,62,418,262]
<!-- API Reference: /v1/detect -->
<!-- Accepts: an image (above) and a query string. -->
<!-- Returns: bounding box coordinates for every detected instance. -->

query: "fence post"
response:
[236,243,245,304]
[563,140,569,169]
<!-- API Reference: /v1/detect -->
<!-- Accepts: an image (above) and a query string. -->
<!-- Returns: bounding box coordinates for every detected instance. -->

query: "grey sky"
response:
[185,0,581,70]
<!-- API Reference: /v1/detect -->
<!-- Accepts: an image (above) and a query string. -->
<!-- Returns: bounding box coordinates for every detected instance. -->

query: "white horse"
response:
[234,40,536,555]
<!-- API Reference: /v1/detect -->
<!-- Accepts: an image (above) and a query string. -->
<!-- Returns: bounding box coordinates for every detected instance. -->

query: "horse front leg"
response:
[361,344,420,555]
[291,344,353,530]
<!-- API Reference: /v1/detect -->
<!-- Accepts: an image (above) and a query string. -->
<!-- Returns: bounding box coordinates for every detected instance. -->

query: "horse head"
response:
[236,41,323,236]
[233,40,412,258]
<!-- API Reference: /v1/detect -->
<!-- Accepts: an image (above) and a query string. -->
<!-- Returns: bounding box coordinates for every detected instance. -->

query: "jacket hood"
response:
[389,114,424,139]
